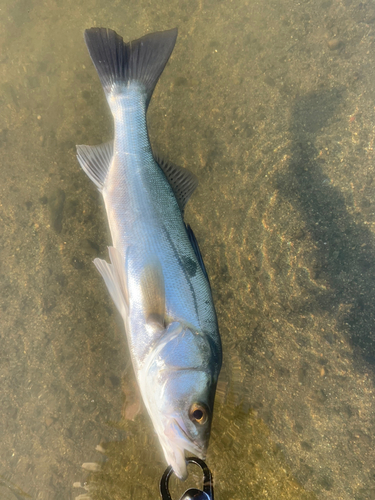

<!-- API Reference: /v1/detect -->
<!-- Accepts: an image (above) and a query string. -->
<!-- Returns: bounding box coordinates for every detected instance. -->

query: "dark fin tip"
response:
[84,27,178,106]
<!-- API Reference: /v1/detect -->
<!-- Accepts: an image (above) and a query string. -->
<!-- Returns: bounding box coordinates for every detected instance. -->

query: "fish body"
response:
[77,28,222,479]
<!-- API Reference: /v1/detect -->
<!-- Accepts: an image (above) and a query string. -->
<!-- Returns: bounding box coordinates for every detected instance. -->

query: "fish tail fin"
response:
[84,27,178,107]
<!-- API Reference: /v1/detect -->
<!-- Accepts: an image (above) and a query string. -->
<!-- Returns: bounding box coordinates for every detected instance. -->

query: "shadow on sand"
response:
[276,88,375,369]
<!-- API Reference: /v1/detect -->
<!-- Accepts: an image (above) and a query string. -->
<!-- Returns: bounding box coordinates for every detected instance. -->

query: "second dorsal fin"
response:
[155,155,198,215]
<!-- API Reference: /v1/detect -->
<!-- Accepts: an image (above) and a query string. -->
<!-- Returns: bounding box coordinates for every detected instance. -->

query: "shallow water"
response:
[1,0,375,499]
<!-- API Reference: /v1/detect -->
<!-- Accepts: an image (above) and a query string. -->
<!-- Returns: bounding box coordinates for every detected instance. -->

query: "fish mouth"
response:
[174,417,206,458]
[162,418,206,480]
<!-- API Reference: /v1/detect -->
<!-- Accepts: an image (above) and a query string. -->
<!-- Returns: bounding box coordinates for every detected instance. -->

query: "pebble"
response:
[82,462,101,472]
[327,39,343,50]
[45,417,54,428]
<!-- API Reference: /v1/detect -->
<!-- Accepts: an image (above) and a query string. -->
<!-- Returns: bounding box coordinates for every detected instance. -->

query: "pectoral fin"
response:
[140,258,165,331]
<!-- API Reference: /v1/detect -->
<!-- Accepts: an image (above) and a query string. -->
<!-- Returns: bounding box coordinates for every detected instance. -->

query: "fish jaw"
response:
[160,417,207,480]
[161,427,189,480]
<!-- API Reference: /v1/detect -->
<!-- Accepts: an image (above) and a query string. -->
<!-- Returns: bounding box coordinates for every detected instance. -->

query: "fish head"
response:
[143,322,220,480]
[161,369,215,479]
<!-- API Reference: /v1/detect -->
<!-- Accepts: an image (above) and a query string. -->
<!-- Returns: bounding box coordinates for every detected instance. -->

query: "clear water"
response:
[1,0,375,499]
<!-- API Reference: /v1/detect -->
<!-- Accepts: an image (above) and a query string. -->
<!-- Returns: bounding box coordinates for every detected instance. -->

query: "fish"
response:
[76,27,222,480]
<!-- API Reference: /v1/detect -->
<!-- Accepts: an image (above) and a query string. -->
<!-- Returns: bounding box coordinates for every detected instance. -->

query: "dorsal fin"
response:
[77,142,113,191]
[155,155,198,215]
[185,223,210,284]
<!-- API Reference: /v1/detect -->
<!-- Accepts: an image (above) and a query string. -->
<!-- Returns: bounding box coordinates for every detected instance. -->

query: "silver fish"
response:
[76,28,222,480]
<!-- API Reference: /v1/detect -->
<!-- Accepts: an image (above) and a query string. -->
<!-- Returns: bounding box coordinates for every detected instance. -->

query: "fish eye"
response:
[189,403,208,425]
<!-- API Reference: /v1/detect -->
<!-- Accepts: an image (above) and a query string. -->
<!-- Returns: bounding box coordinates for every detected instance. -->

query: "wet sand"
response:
[0,0,375,498]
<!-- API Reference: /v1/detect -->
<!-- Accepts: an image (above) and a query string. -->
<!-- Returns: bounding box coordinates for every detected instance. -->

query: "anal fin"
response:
[77,141,113,191]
